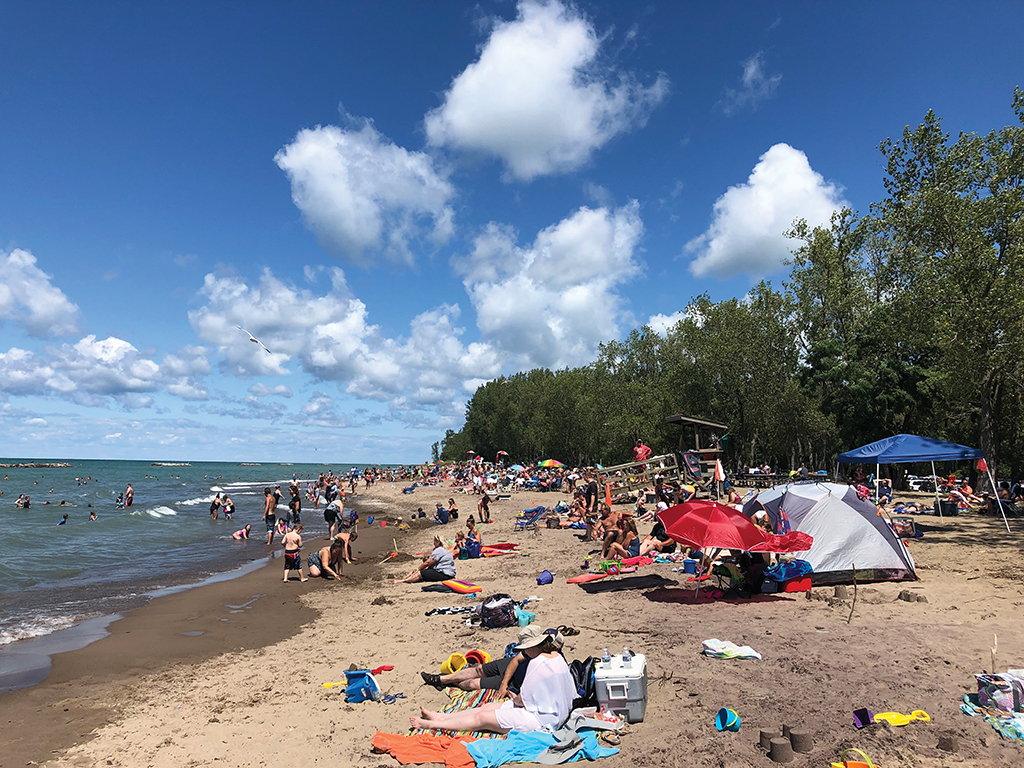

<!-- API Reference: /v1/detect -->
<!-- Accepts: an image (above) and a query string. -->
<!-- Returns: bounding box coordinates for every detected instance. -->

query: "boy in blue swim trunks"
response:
[262,487,277,545]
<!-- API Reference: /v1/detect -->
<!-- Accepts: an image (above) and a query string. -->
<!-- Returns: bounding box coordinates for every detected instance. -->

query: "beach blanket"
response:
[412,689,511,740]
[962,693,1024,741]
[425,606,477,616]
[577,575,678,594]
[702,638,762,660]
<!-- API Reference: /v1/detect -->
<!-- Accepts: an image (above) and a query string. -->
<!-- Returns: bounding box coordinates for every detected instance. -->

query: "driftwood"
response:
[847,563,858,624]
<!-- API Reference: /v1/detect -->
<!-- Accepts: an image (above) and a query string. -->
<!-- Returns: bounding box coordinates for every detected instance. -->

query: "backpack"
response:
[464,539,482,559]
[569,657,597,709]
[477,594,517,629]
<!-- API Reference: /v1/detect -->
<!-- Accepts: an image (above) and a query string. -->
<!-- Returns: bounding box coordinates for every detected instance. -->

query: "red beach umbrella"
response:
[496,450,509,458]
[466,450,475,455]
[658,500,769,552]
[658,500,813,553]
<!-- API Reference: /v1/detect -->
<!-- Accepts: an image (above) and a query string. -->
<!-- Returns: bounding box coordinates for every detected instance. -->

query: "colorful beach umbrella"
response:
[496,450,509,458]
[509,464,525,471]
[538,459,565,468]
[658,500,812,554]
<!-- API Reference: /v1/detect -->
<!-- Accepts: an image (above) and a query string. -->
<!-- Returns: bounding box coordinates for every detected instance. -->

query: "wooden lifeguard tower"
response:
[666,414,728,486]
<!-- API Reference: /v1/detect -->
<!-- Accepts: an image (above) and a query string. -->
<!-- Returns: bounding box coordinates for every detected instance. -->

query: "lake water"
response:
[0,458,368,646]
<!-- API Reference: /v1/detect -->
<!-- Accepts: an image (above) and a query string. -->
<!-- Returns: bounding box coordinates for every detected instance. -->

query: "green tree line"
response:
[439,91,1024,479]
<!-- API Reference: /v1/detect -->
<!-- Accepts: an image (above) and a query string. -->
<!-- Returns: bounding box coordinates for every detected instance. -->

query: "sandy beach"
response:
[2,481,1022,768]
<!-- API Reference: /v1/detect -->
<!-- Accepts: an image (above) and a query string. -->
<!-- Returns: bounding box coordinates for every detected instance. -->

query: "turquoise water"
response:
[0,458,366,645]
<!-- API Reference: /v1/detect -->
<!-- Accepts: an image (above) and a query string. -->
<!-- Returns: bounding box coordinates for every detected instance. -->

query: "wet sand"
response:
[0,515,390,768]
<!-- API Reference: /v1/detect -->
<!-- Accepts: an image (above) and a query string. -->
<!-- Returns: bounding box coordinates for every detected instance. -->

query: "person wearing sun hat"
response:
[410,626,575,734]
[421,625,555,692]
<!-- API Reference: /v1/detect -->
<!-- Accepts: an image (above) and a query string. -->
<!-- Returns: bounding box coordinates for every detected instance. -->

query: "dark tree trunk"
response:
[978,369,999,493]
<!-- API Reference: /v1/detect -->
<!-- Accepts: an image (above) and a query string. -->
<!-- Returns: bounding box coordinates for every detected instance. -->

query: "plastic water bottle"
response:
[602,648,611,663]
[622,646,632,661]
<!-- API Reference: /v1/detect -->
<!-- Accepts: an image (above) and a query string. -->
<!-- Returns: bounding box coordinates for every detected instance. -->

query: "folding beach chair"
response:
[513,505,547,532]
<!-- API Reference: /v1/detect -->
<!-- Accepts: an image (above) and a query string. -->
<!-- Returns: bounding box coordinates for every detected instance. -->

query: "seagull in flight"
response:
[236,326,273,355]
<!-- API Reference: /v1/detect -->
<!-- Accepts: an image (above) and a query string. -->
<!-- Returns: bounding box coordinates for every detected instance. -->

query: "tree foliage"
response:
[439,90,1024,479]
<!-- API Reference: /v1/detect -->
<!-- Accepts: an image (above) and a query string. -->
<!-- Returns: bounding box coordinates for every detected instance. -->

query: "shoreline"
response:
[0,496,395,767]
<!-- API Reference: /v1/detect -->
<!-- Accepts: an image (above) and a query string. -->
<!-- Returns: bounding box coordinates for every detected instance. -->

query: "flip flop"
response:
[380,692,406,704]
[557,625,580,636]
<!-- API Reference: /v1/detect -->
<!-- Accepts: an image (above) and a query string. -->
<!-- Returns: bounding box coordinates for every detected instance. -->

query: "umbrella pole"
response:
[984,463,1011,534]
[875,463,880,504]
[931,461,942,519]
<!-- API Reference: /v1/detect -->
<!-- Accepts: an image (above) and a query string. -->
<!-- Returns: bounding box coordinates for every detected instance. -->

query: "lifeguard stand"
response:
[666,415,728,486]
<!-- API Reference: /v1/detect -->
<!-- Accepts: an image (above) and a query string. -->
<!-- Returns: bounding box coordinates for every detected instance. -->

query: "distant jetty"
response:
[0,462,73,468]
[150,462,192,467]
[239,462,262,466]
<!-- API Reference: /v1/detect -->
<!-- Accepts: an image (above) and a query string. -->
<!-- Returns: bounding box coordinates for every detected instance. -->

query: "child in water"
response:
[232,524,251,540]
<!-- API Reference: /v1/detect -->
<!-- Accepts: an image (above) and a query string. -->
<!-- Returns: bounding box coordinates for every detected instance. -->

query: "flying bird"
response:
[236,326,273,355]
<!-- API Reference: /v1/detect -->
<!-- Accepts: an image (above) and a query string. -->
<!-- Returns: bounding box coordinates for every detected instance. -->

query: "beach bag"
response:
[478,593,517,629]
[464,539,482,559]
[977,673,1024,713]
[569,657,598,709]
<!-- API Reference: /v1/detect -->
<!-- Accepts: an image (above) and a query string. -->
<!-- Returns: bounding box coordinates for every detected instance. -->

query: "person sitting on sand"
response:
[420,625,554,693]
[447,498,460,521]
[604,517,640,559]
[639,518,677,557]
[232,524,252,540]
[432,502,450,525]
[410,628,575,734]
[308,541,345,580]
[393,535,456,584]
[466,515,483,547]
[281,523,308,583]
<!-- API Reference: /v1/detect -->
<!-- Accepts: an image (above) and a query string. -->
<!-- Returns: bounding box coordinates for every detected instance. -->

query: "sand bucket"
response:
[715,707,741,732]
[440,653,467,675]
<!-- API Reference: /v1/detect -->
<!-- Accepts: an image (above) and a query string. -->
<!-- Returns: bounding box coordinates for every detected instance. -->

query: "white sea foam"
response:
[210,486,224,492]
[177,494,217,506]
[146,506,178,518]
[0,615,77,645]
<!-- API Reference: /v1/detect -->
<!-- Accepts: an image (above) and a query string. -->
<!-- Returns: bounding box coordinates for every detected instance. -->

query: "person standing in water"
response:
[281,523,308,583]
[262,487,277,545]
[125,483,133,508]
[209,493,222,520]
[222,495,234,519]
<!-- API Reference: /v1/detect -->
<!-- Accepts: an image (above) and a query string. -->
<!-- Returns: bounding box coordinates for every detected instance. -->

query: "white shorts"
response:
[494,701,545,732]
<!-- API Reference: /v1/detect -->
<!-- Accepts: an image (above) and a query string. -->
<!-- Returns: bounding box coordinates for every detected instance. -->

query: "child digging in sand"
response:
[281,523,308,583]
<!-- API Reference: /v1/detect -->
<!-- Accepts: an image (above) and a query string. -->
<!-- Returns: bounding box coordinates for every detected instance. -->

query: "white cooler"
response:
[594,653,647,722]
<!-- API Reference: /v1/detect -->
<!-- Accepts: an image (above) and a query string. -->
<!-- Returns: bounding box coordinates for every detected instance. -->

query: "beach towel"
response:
[467,729,618,767]
[962,693,1024,741]
[425,606,477,617]
[566,573,606,584]
[619,555,654,567]
[371,732,479,768]
[577,575,677,594]
[701,639,762,660]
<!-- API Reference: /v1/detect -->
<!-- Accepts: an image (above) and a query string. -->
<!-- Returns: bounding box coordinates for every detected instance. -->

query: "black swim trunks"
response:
[284,550,302,570]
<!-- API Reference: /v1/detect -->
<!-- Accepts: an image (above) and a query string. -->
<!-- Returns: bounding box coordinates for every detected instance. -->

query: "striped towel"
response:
[410,688,509,741]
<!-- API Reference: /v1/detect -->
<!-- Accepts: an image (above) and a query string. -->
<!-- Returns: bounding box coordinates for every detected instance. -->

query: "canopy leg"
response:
[932,461,942,519]
[985,464,1011,534]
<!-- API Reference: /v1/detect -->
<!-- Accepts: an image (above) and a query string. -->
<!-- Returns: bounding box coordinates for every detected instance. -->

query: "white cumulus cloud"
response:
[647,311,686,336]
[275,120,455,265]
[454,202,644,368]
[425,0,668,181]
[189,268,503,409]
[686,144,846,279]
[0,248,81,337]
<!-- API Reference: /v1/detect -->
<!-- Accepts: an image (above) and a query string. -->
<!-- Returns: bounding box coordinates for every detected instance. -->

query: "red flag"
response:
[713,459,725,483]
[977,458,988,472]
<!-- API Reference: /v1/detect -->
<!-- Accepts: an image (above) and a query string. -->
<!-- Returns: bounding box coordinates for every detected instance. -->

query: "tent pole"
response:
[931,461,942,519]
[984,463,1011,534]
[875,463,880,503]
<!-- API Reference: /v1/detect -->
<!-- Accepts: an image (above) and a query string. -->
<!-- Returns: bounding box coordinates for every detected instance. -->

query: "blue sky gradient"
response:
[1,1,1022,462]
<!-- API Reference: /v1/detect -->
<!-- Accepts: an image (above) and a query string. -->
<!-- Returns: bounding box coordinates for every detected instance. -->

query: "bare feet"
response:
[410,717,431,729]
[419,707,437,720]
[300,577,308,582]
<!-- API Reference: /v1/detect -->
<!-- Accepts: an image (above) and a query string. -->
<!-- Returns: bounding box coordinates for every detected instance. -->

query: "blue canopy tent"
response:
[838,434,1009,531]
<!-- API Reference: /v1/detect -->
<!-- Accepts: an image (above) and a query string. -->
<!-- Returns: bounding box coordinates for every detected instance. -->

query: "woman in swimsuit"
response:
[308,541,345,579]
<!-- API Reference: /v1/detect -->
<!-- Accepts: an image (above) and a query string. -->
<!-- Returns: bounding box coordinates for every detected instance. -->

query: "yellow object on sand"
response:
[872,710,930,726]
[831,747,880,768]
[440,653,467,675]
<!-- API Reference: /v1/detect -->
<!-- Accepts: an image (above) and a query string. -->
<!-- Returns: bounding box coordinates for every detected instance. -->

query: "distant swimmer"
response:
[115,493,124,508]
[58,513,68,525]
[232,524,252,540]
[89,510,97,521]
[236,326,273,354]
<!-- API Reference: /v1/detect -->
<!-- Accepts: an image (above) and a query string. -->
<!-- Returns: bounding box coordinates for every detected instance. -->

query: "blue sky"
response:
[1,1,1022,463]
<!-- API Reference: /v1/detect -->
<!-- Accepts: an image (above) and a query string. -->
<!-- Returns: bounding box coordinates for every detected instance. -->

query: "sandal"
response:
[599,732,620,746]
[557,625,580,636]
[380,692,406,704]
